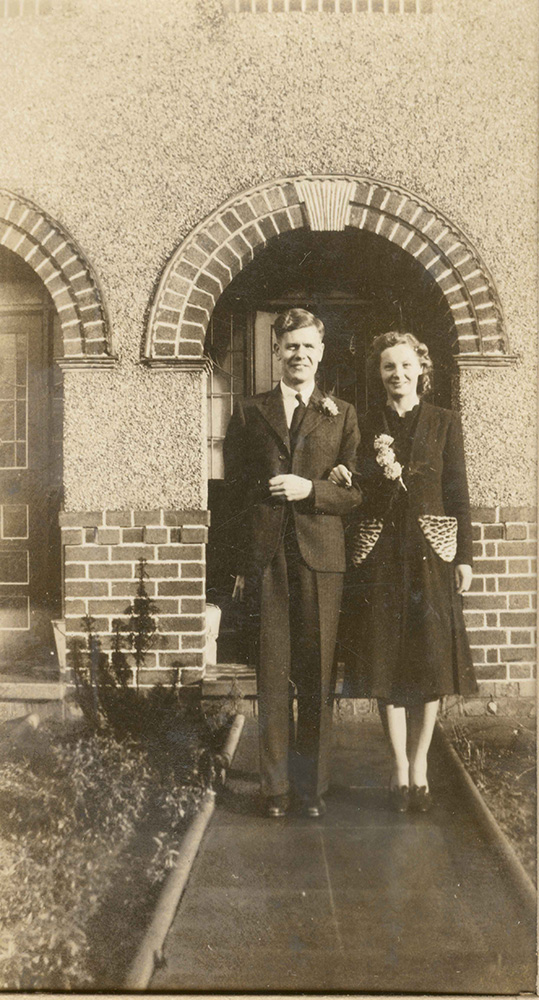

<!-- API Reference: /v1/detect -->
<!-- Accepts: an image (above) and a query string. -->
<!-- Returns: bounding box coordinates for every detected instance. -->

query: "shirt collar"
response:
[280,379,316,404]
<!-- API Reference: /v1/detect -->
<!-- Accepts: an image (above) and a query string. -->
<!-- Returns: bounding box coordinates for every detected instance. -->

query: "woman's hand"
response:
[454,564,472,594]
[328,464,353,488]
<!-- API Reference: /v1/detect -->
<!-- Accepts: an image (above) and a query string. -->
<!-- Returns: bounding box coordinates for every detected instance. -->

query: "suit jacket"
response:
[223,384,362,574]
[355,401,473,566]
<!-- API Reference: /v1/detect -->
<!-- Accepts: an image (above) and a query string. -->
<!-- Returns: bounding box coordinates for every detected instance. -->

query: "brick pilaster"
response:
[463,506,537,698]
[60,508,210,687]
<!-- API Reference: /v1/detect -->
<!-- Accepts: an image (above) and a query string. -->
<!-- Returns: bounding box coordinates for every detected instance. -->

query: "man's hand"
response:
[328,464,353,488]
[232,575,245,601]
[269,475,313,502]
[455,564,472,594]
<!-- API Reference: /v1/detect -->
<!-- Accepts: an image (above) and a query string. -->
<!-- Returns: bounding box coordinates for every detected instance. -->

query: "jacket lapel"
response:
[257,384,290,453]
[296,385,326,442]
[408,400,430,468]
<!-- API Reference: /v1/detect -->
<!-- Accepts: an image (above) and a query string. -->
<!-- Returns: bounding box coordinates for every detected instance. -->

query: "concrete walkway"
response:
[151,713,536,994]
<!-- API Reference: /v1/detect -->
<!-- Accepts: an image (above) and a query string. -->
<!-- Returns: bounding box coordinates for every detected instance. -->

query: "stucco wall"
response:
[0,0,536,508]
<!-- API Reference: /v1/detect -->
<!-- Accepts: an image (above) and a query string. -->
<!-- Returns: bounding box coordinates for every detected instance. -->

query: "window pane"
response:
[0,401,15,440]
[0,443,15,468]
[211,442,224,480]
[2,505,28,539]
[0,551,28,584]
[211,397,233,438]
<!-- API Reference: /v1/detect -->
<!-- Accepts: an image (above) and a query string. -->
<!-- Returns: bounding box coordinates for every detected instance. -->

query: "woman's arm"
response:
[442,412,474,568]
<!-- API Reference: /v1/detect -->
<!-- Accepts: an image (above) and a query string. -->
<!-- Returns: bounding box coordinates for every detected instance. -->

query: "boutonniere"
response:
[374,434,407,491]
[318,396,339,418]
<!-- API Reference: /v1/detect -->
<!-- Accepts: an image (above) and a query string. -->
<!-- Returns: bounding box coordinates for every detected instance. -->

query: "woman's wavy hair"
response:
[367,331,433,400]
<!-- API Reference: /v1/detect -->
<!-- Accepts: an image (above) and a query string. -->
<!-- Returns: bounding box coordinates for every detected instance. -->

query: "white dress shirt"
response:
[280,379,316,429]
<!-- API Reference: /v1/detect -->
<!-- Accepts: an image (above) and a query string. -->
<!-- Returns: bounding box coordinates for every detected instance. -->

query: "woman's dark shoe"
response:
[389,784,410,813]
[264,794,290,818]
[411,785,433,813]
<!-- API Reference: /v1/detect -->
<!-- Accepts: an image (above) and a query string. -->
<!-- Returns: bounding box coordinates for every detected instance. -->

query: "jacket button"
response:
[279,454,286,461]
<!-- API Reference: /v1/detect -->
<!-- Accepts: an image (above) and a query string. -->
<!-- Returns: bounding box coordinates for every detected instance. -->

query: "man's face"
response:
[274,324,325,388]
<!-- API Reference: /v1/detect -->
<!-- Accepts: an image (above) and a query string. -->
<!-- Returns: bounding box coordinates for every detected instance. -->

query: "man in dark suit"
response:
[223,308,362,818]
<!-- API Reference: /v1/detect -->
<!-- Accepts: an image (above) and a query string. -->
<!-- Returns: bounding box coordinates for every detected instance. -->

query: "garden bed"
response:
[445,715,536,886]
[0,694,234,990]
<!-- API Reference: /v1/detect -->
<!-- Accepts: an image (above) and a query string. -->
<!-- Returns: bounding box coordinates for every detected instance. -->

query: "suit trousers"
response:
[255,512,343,799]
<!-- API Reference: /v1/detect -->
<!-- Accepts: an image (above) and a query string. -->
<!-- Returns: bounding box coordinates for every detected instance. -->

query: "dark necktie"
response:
[289,393,306,450]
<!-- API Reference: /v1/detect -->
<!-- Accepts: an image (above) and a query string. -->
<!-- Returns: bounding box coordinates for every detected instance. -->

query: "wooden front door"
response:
[0,250,62,674]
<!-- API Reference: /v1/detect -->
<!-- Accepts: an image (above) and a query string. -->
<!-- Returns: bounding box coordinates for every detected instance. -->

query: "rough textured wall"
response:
[63,369,207,509]
[0,0,536,507]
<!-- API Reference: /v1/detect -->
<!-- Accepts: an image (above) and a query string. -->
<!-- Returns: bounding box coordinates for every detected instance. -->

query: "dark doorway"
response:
[205,228,457,663]
[0,247,63,676]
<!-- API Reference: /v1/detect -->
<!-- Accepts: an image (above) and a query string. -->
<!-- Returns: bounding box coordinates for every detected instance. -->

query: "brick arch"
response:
[146,175,507,361]
[0,190,112,358]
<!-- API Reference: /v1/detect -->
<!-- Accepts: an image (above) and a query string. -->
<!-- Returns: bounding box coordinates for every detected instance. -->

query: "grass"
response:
[0,695,234,990]
[448,715,536,886]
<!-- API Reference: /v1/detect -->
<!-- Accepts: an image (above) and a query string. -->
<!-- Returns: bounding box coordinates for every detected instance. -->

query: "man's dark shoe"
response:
[264,794,290,818]
[303,796,326,819]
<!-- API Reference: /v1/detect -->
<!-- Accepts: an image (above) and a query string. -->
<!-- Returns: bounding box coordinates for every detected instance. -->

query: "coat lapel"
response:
[408,400,430,468]
[295,385,326,442]
[257,384,290,453]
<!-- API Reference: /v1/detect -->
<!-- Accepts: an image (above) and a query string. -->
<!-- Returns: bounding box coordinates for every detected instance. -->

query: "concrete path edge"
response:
[124,712,246,990]
[434,722,536,919]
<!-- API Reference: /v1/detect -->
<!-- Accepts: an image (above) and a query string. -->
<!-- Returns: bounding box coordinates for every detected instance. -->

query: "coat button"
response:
[279,454,286,461]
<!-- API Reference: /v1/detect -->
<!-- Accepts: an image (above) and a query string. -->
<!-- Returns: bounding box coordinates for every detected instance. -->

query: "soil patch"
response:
[444,715,536,885]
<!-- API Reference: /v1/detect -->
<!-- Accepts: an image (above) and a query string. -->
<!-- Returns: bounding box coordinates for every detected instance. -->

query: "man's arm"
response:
[310,403,363,515]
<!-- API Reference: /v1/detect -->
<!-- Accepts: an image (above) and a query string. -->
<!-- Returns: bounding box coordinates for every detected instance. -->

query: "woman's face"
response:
[379,342,423,403]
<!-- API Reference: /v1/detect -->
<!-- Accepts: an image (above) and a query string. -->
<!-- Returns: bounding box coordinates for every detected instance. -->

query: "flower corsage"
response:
[374,434,407,491]
[318,396,339,418]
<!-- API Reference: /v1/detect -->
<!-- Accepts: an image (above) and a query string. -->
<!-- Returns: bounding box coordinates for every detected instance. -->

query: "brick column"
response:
[60,508,209,686]
[463,506,537,698]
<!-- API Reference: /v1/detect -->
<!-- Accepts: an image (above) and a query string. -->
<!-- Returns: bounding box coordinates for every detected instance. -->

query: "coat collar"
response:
[256,383,328,454]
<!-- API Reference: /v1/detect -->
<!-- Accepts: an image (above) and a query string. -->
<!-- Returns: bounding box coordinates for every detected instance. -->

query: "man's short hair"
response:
[273,308,325,342]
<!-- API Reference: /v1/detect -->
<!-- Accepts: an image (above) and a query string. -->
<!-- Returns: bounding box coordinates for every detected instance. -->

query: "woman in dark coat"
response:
[330,331,477,812]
